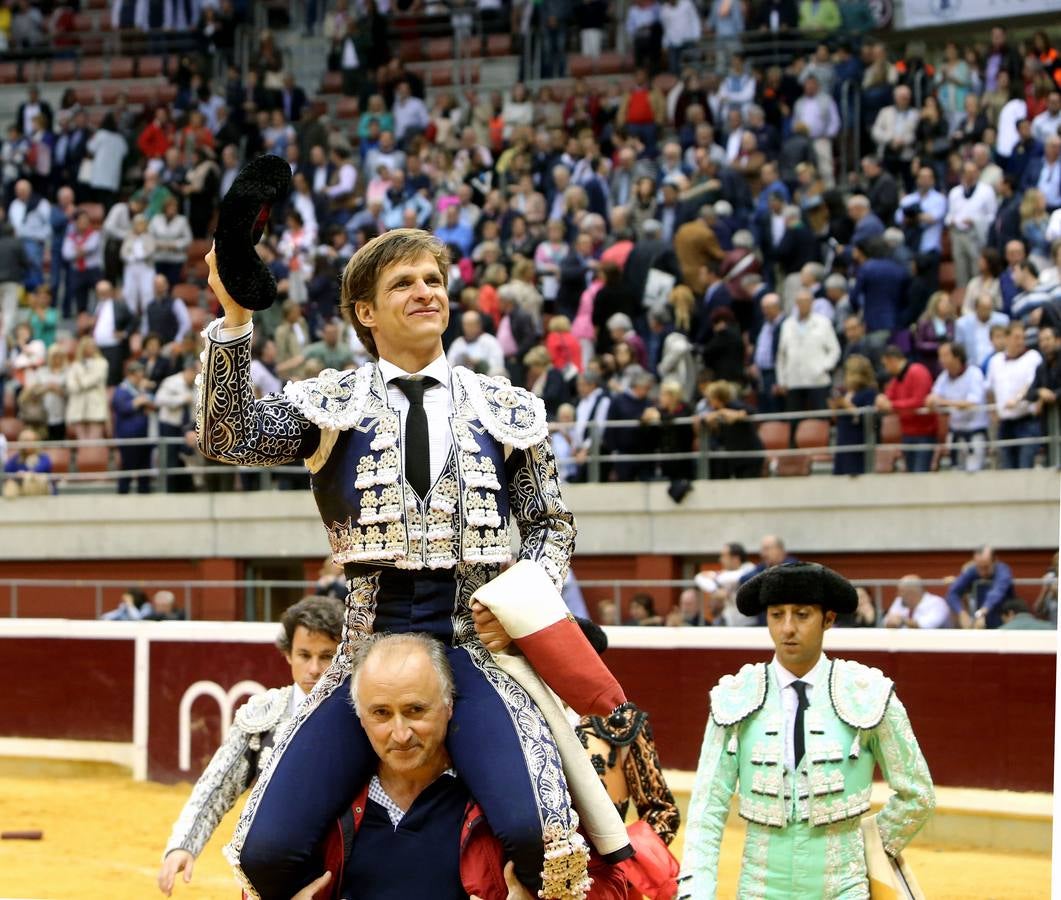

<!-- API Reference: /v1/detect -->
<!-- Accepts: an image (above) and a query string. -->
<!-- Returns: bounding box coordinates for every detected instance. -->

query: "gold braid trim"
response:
[540,822,592,899]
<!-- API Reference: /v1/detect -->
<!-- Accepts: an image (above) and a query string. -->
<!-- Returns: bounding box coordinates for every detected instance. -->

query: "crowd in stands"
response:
[2,1,1061,493]
[595,537,1057,629]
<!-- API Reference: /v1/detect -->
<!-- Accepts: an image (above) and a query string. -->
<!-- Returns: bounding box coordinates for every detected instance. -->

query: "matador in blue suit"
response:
[197,228,632,899]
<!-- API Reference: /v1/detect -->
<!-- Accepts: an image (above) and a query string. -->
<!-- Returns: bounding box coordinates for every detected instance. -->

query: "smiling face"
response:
[767,604,835,677]
[355,252,449,363]
[356,646,452,778]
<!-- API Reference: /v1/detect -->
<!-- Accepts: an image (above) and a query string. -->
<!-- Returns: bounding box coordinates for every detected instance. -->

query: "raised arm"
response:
[197,247,320,466]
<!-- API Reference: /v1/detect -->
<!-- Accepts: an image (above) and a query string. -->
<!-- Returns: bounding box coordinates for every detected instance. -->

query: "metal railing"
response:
[2,402,1058,493]
[0,575,1049,623]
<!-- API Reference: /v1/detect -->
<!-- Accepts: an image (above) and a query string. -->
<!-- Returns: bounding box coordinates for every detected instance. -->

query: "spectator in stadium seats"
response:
[955,292,1009,367]
[119,215,157,318]
[849,237,909,347]
[792,75,840,188]
[1022,136,1061,212]
[92,280,135,388]
[8,179,49,290]
[15,86,52,137]
[693,542,755,625]
[998,598,1053,630]
[17,341,63,442]
[986,320,1043,469]
[947,545,1015,629]
[603,366,655,481]
[640,377,694,480]
[926,340,989,472]
[618,69,666,156]
[875,344,937,473]
[872,85,919,183]
[111,361,154,495]
[298,319,351,373]
[747,291,782,410]
[140,332,172,393]
[705,0,743,74]
[738,534,796,586]
[435,204,475,259]
[625,592,664,626]
[523,344,573,419]
[178,148,221,240]
[549,402,580,482]
[657,324,698,403]
[835,586,880,628]
[961,247,1004,314]
[844,194,884,251]
[697,379,764,480]
[912,291,956,377]
[102,194,144,284]
[660,0,700,76]
[2,425,52,497]
[137,107,174,164]
[897,166,947,257]
[884,575,952,629]
[1026,323,1061,411]
[142,590,187,621]
[100,588,150,621]
[149,197,192,287]
[857,156,899,226]
[393,81,431,149]
[831,353,878,476]
[701,306,743,383]
[448,309,507,377]
[64,335,108,442]
[776,288,840,416]
[0,222,27,340]
[141,275,191,349]
[156,358,199,493]
[61,210,102,319]
[84,114,128,212]
[26,285,56,349]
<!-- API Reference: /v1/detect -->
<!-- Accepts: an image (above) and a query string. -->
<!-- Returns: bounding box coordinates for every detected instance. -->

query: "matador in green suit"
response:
[679,562,936,899]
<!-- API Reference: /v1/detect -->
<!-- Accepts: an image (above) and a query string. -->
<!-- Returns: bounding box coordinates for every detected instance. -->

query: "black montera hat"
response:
[213,154,292,311]
[735,562,858,617]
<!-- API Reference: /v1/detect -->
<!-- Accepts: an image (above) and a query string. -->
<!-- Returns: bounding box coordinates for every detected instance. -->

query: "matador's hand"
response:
[472,601,513,652]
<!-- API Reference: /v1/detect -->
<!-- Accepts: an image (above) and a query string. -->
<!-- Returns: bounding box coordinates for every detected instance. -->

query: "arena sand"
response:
[0,761,1049,899]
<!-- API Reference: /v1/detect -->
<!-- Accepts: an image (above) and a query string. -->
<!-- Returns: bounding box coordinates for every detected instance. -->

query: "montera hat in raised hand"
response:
[213,154,292,311]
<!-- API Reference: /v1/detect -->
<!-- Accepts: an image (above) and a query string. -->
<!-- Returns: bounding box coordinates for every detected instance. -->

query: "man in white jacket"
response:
[945,161,998,289]
[776,289,840,415]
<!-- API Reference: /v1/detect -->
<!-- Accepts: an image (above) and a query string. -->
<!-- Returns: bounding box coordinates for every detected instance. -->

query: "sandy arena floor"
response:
[0,760,1050,899]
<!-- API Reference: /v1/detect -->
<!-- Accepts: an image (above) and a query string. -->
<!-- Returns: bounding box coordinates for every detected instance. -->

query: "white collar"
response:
[290,682,308,715]
[378,352,451,389]
[771,653,829,694]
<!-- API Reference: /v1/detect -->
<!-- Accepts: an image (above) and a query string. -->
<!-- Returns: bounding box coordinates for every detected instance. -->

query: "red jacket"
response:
[316,784,630,900]
[137,122,172,160]
[884,361,937,437]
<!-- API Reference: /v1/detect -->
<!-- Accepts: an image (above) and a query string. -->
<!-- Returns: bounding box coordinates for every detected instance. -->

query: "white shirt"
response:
[1036,157,1061,210]
[393,95,430,142]
[986,349,1042,420]
[694,561,757,626]
[378,353,454,489]
[932,365,989,432]
[87,129,128,192]
[1032,109,1061,145]
[660,0,700,48]
[92,298,118,348]
[289,682,308,716]
[885,592,951,629]
[250,359,283,397]
[325,162,358,199]
[945,182,998,244]
[573,387,610,450]
[771,654,828,772]
[445,332,507,377]
[155,371,195,428]
[996,98,1027,158]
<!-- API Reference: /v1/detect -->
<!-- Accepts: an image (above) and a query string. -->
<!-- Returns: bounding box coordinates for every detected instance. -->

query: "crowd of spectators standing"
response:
[596,537,1057,629]
[2,3,1061,493]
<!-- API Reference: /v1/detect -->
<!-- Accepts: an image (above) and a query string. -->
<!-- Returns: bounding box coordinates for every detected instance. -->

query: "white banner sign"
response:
[901,0,1051,29]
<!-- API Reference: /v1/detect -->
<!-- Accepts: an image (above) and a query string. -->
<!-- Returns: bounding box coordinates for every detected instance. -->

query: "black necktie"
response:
[394,377,437,499]
[791,680,809,770]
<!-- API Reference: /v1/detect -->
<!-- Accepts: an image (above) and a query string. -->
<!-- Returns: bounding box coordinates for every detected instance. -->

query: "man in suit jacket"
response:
[279,74,309,124]
[674,205,724,293]
[623,219,681,314]
[991,175,1023,251]
[14,85,53,135]
[1021,135,1061,212]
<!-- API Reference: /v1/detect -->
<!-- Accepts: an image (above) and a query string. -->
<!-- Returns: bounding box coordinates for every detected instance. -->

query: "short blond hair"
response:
[339,229,450,359]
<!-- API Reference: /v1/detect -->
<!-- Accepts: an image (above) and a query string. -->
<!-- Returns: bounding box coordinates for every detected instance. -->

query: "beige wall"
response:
[1,469,1056,561]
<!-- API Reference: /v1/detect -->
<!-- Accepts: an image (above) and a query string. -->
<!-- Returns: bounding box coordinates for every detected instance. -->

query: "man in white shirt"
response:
[985,321,1043,468]
[1032,91,1061,145]
[7,178,50,287]
[446,309,506,376]
[927,341,990,472]
[776,289,841,414]
[945,161,998,289]
[792,75,840,188]
[325,146,358,202]
[157,596,343,897]
[884,575,952,629]
[955,292,1009,368]
[91,279,135,386]
[896,166,948,255]
[155,359,199,491]
[392,80,430,148]
[693,541,757,626]
[571,370,610,479]
[871,85,919,177]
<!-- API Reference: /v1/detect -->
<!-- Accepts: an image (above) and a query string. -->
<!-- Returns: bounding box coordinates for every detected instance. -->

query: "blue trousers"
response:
[239,569,569,899]
[998,417,1040,469]
[902,434,935,473]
